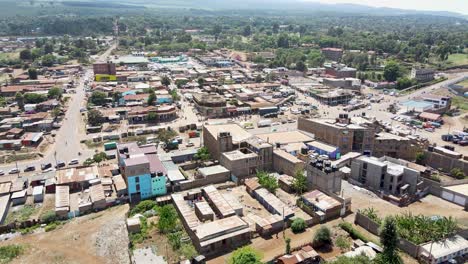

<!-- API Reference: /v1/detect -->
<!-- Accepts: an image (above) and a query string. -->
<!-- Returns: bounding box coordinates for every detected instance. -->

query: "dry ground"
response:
[4,204,130,264]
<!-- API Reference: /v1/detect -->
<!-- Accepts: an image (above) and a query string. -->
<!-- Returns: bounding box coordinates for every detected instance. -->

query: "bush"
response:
[335,235,351,252]
[0,245,24,263]
[450,168,466,179]
[338,222,369,243]
[40,210,57,224]
[130,200,157,216]
[45,222,59,232]
[291,218,306,233]
[313,226,331,246]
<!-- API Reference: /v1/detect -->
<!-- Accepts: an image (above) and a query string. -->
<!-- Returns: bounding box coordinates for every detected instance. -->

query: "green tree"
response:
[44,43,54,54]
[15,92,24,110]
[194,147,211,161]
[256,171,278,194]
[157,129,177,144]
[87,109,104,126]
[383,61,402,82]
[285,237,291,254]
[255,75,263,83]
[295,61,306,72]
[243,25,252,37]
[415,152,425,165]
[292,170,308,195]
[48,87,63,99]
[170,89,180,101]
[24,93,47,104]
[450,168,466,179]
[158,205,178,233]
[147,112,157,122]
[51,107,61,118]
[228,246,262,264]
[376,217,403,264]
[93,152,107,165]
[41,54,56,67]
[291,218,306,233]
[90,91,107,106]
[197,77,205,88]
[147,90,156,106]
[161,76,171,86]
[20,49,32,60]
[313,226,331,246]
[28,68,38,80]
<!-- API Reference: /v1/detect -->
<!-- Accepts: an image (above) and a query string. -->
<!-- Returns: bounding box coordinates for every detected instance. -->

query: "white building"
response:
[419,235,468,264]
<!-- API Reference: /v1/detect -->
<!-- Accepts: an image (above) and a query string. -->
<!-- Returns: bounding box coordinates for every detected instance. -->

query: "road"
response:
[0,43,117,174]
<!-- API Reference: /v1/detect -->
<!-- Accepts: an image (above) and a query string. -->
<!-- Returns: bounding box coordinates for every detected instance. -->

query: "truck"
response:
[258,106,279,116]
[257,119,272,127]
[104,141,117,151]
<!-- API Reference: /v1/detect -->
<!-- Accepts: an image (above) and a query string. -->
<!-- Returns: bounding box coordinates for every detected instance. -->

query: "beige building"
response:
[273,149,305,176]
[374,132,423,161]
[298,116,375,155]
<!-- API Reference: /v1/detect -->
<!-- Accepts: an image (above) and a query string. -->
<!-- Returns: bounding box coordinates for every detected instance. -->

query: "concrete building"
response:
[253,188,295,219]
[321,48,343,61]
[93,62,116,76]
[350,156,420,197]
[309,89,353,106]
[374,132,421,161]
[203,124,252,160]
[202,185,236,218]
[273,149,305,177]
[324,63,356,78]
[307,157,343,194]
[419,235,468,264]
[301,190,343,221]
[411,68,435,82]
[298,116,375,155]
[117,143,167,202]
[193,93,227,118]
[323,78,361,90]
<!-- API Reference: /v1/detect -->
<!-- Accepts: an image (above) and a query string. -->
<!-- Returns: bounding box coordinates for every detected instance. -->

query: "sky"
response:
[310,0,468,15]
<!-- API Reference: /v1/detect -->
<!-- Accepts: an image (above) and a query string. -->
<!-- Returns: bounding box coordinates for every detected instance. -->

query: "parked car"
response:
[0,170,4,176]
[24,166,36,172]
[8,168,19,174]
[68,159,79,165]
[55,161,66,169]
[41,163,52,171]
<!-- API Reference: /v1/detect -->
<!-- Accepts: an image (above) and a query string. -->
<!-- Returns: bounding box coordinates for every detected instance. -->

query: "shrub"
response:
[338,222,369,243]
[313,226,331,246]
[358,207,381,224]
[0,245,24,263]
[40,210,57,224]
[229,246,262,264]
[335,235,351,252]
[130,200,157,216]
[45,222,59,232]
[291,218,306,233]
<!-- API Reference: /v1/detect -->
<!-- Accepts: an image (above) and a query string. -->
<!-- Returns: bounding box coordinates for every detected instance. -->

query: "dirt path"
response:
[5,205,130,264]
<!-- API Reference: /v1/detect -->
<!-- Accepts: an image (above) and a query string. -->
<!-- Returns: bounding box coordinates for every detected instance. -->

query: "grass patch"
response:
[446,53,468,66]
[452,96,468,112]
[338,222,375,244]
[83,140,104,149]
[45,222,61,232]
[0,245,24,264]
[5,205,38,224]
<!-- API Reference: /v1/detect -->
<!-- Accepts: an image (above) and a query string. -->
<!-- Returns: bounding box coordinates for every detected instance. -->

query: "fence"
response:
[354,212,421,258]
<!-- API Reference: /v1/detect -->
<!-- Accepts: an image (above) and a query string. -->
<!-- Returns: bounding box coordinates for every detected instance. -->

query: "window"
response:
[135,177,140,183]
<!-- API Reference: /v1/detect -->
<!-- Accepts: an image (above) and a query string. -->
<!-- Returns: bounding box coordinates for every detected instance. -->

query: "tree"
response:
[15,92,24,110]
[272,23,279,34]
[292,170,308,195]
[376,217,403,264]
[24,93,47,104]
[256,171,278,194]
[48,87,63,99]
[170,89,180,101]
[295,61,306,72]
[285,238,291,254]
[147,90,156,106]
[277,34,289,48]
[291,218,306,233]
[90,91,107,105]
[313,226,331,246]
[93,152,107,165]
[194,147,211,161]
[229,246,262,264]
[161,76,171,86]
[396,77,414,90]
[41,54,56,67]
[336,235,351,252]
[450,168,466,179]
[87,109,104,126]
[415,152,425,165]
[157,129,177,144]
[51,107,61,118]
[20,49,32,60]
[147,112,157,122]
[383,61,402,82]
[158,205,178,233]
[242,25,252,37]
[255,75,263,83]
[28,68,38,80]
[197,77,205,88]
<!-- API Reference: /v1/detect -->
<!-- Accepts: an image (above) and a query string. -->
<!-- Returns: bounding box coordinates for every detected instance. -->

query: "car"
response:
[43,168,54,173]
[271,122,281,126]
[41,163,52,171]
[185,142,195,147]
[24,166,36,172]
[0,170,4,176]
[55,161,66,169]
[68,159,79,165]
[8,168,19,174]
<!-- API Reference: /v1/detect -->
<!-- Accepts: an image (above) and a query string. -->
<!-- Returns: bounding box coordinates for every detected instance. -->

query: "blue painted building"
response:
[117,142,168,202]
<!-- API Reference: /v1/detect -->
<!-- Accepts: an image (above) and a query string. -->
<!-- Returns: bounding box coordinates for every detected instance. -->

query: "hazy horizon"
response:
[308,0,468,15]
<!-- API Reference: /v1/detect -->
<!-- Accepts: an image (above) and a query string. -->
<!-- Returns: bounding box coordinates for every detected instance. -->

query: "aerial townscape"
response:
[0,0,468,264]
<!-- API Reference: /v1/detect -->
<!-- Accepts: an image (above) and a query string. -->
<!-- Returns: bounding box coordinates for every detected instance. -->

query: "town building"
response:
[321,48,343,61]
[324,63,356,78]
[411,68,435,82]
[298,116,375,155]
[350,156,421,197]
[300,190,345,221]
[306,157,343,194]
[273,149,305,176]
[93,62,116,76]
[117,142,167,202]
[419,235,468,264]
[193,93,227,118]
[373,132,422,161]
[309,89,354,105]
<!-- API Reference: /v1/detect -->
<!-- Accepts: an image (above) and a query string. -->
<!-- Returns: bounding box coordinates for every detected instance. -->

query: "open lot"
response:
[341,180,468,229]
[3,204,130,264]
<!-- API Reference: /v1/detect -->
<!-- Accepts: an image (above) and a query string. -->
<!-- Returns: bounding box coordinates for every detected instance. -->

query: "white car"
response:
[8,168,19,174]
[68,159,79,165]
[271,122,281,126]
[0,170,4,176]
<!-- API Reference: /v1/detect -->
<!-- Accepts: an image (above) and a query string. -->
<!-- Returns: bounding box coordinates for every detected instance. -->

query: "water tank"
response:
[301,146,308,155]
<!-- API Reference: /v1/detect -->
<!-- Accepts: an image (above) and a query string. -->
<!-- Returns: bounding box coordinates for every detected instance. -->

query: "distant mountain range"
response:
[107,0,467,18]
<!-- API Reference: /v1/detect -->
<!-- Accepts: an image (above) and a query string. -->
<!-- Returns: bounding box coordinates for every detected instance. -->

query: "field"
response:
[456,79,468,88]
[3,205,130,264]
[446,53,468,67]
[0,52,19,61]
[452,96,468,111]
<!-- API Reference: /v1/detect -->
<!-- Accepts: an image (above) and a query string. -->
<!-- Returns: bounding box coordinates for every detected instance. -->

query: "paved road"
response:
[0,43,117,175]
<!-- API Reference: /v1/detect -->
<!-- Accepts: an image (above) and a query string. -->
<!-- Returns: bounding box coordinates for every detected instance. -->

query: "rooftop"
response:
[421,235,468,259]
[56,166,99,185]
[204,124,252,143]
[255,188,294,217]
[256,131,314,145]
[202,185,235,218]
[222,149,257,161]
[198,165,229,177]
[195,215,249,244]
[302,190,341,211]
